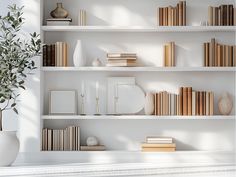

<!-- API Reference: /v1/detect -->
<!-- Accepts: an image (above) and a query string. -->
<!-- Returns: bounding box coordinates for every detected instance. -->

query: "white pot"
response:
[73,40,85,66]
[218,92,233,115]
[0,131,19,166]
[144,93,155,115]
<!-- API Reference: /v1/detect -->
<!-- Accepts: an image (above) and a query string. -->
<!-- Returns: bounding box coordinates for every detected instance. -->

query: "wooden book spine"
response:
[229,5,233,26]
[159,8,163,26]
[171,7,174,26]
[177,3,179,26]
[218,8,221,26]
[51,44,56,66]
[234,46,236,67]
[179,87,183,115]
[171,42,175,66]
[215,7,218,26]
[209,92,214,115]
[183,1,186,26]
[212,7,216,26]
[234,8,236,26]
[179,1,183,26]
[43,45,47,66]
[220,5,223,26]
[208,6,213,26]
[223,5,227,26]
[168,6,171,26]
[158,93,161,115]
[47,44,52,67]
[229,45,233,66]
[225,45,229,66]
[199,91,203,116]
[226,5,230,26]
[187,87,192,116]
[203,92,206,115]
[183,87,188,116]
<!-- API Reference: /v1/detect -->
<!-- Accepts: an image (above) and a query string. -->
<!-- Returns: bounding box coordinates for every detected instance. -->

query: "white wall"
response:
[0,0,41,153]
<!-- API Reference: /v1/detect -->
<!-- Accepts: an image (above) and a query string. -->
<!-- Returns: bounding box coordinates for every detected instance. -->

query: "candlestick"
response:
[80,81,85,115]
[96,81,99,98]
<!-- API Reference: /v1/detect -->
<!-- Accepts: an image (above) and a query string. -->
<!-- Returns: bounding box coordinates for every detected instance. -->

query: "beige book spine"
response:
[179,87,183,115]
[192,91,196,116]
[187,87,192,116]
[183,1,186,25]
[210,92,214,115]
[183,87,188,116]
[208,6,213,26]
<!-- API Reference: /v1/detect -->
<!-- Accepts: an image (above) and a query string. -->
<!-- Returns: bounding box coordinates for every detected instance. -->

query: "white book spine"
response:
[192,91,196,116]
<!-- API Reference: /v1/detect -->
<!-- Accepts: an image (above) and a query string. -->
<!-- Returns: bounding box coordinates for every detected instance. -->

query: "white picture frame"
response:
[49,90,77,115]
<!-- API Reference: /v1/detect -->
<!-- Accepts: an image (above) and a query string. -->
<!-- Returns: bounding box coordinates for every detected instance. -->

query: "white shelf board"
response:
[42,115,235,120]
[41,25,236,32]
[41,66,236,72]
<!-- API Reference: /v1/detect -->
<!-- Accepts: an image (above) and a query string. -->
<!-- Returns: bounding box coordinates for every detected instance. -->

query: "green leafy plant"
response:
[0,5,41,131]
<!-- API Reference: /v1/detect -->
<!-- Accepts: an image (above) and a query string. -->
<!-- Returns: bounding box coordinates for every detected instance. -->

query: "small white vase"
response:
[218,92,233,115]
[144,93,155,115]
[92,58,102,67]
[73,40,85,66]
[86,136,99,146]
[0,131,19,166]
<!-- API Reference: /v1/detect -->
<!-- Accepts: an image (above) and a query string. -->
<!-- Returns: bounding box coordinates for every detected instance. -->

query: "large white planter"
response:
[73,40,85,66]
[0,131,19,166]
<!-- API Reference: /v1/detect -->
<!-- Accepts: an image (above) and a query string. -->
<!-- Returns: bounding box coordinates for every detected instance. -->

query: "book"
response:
[187,87,192,116]
[182,87,188,116]
[142,147,175,152]
[80,145,106,151]
[141,143,176,148]
[106,63,137,67]
[107,53,136,58]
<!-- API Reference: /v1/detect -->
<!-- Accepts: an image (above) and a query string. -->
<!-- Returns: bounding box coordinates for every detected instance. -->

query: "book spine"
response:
[183,87,188,116]
[179,1,183,26]
[47,45,52,67]
[43,45,47,66]
[187,87,192,116]
[208,6,213,26]
[159,8,163,26]
[179,87,183,115]
[51,44,56,66]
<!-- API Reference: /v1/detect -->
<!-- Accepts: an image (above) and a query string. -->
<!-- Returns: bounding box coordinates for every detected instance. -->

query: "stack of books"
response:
[163,42,175,67]
[106,53,137,67]
[208,5,235,26]
[204,38,235,67]
[43,42,68,67]
[46,18,72,26]
[153,87,214,116]
[80,145,106,151]
[142,137,176,152]
[42,126,80,151]
[159,1,186,26]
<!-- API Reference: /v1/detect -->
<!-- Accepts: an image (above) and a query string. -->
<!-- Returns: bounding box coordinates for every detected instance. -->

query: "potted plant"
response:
[0,5,41,166]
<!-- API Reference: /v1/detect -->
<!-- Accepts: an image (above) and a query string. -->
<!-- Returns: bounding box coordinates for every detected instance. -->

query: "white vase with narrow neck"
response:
[73,40,85,67]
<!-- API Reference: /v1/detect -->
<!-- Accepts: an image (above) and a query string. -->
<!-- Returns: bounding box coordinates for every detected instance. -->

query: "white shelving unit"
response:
[42,115,235,120]
[42,25,236,32]
[41,66,236,72]
[40,0,236,163]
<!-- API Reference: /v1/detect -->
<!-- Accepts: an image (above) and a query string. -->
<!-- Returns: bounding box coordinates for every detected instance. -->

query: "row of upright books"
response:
[43,42,68,67]
[153,87,214,116]
[164,42,175,67]
[42,126,80,151]
[141,137,176,152]
[204,38,236,67]
[208,5,235,26]
[158,1,186,26]
[106,53,137,67]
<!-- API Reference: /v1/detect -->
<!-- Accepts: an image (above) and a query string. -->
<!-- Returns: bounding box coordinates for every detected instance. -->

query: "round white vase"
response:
[0,131,19,166]
[218,92,233,115]
[73,40,85,66]
[144,93,155,115]
[86,136,99,146]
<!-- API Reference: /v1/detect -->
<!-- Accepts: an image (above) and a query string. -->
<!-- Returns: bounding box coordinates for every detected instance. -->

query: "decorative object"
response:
[80,81,85,115]
[218,92,233,115]
[73,40,85,67]
[116,84,145,114]
[95,82,100,115]
[0,5,41,166]
[50,3,69,18]
[144,93,155,115]
[86,136,99,146]
[107,77,145,114]
[0,131,20,166]
[80,145,105,151]
[46,18,72,26]
[92,58,102,67]
[50,90,77,115]
[78,10,86,26]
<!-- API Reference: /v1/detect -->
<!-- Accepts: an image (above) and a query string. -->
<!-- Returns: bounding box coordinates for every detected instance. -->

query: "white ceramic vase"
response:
[73,40,85,67]
[144,93,155,115]
[218,92,233,115]
[0,131,19,166]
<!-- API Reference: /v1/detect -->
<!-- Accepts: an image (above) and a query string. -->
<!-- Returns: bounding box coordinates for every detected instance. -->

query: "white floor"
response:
[0,163,235,177]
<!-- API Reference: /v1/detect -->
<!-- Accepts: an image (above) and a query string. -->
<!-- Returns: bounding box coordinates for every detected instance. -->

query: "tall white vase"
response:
[73,40,85,66]
[144,93,154,115]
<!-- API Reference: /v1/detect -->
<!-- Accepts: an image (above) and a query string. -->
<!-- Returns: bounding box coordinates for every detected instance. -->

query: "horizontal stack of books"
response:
[153,87,214,116]
[142,137,176,152]
[164,42,175,67]
[208,5,235,26]
[43,42,68,67]
[159,1,186,26]
[46,18,72,26]
[204,38,235,67]
[80,145,106,151]
[106,53,137,67]
[42,126,80,151]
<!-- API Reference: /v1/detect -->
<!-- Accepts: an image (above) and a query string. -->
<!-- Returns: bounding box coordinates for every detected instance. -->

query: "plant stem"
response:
[0,109,2,131]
